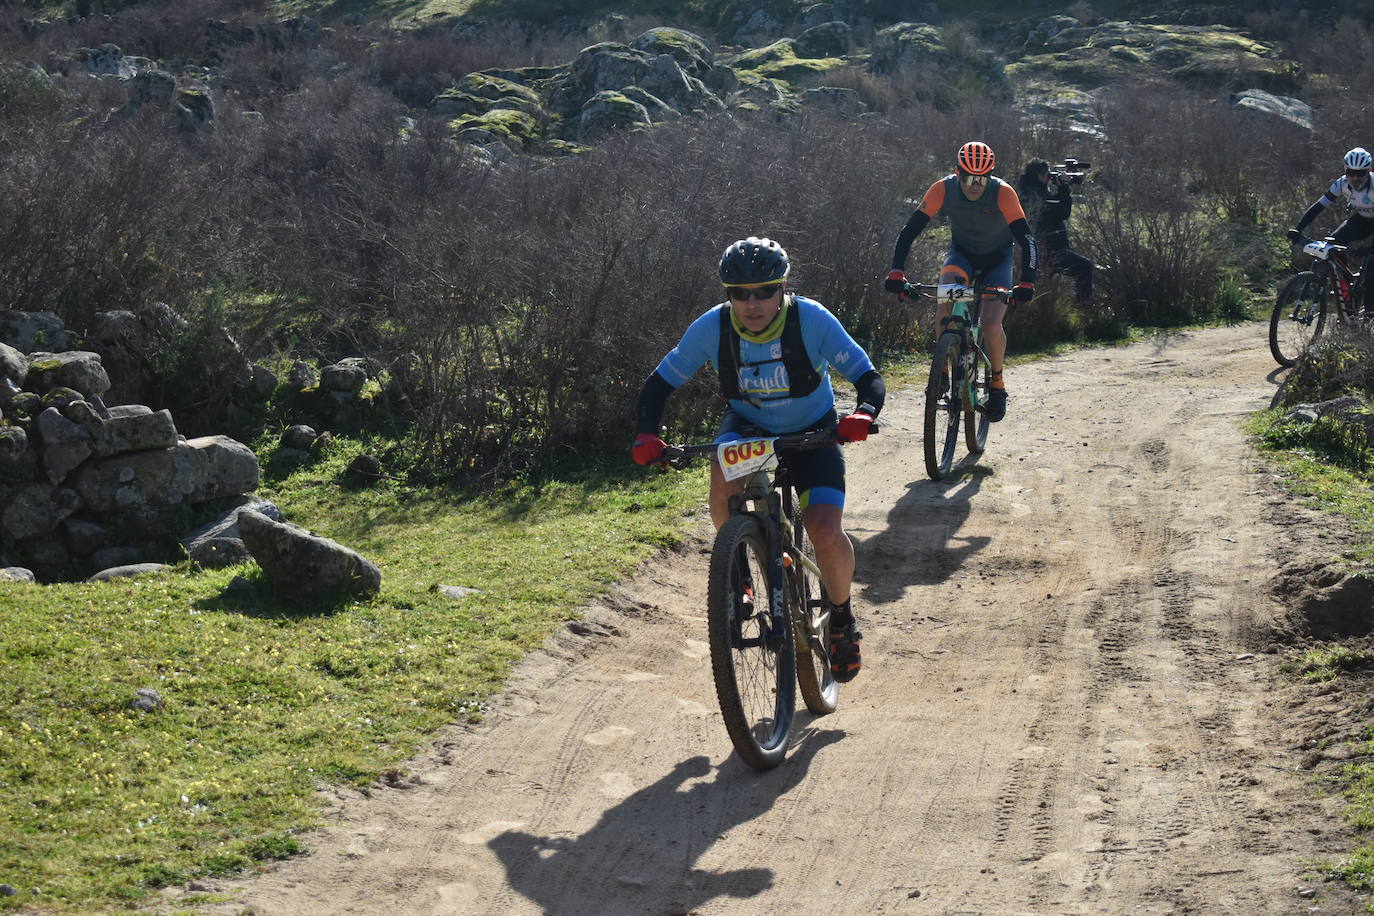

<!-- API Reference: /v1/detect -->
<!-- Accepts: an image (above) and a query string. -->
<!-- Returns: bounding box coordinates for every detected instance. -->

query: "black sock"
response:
[830,598,854,629]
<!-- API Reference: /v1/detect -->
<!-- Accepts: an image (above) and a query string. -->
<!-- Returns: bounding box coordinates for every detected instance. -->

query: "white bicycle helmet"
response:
[1344,147,1372,170]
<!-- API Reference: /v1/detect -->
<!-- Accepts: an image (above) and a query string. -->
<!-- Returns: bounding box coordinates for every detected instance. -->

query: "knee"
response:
[807,518,847,553]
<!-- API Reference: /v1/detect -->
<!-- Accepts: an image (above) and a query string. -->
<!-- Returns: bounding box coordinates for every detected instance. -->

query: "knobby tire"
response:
[789,503,838,715]
[924,332,962,480]
[1270,271,1327,368]
[706,515,796,771]
[964,333,990,456]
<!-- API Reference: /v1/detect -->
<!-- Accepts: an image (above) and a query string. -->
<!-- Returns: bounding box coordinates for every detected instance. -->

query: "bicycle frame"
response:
[1298,235,1372,319]
[908,277,1008,413]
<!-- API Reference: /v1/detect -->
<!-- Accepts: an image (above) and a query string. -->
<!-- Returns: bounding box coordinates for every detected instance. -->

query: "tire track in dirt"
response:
[200,325,1367,916]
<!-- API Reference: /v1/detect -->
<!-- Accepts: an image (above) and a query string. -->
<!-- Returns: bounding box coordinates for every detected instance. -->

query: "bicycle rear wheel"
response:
[964,336,990,455]
[924,332,962,480]
[707,514,796,770]
[789,504,838,715]
[1270,271,1327,368]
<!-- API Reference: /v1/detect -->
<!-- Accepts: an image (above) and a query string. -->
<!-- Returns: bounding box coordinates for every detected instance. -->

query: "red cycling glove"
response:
[1012,282,1034,304]
[884,270,907,295]
[631,433,667,466]
[836,411,874,443]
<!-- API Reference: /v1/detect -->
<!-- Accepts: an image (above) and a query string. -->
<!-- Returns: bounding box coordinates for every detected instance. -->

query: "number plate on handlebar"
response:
[1303,240,1333,259]
[718,438,778,481]
[937,283,970,300]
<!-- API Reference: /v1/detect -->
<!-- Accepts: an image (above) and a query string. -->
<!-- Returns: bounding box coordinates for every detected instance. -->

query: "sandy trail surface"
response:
[214,322,1366,915]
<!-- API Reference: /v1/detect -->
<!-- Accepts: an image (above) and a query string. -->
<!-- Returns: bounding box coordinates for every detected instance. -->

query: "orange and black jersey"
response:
[890,175,1038,282]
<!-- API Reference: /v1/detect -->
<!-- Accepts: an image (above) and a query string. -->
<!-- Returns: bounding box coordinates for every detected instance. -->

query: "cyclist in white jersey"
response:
[1289,147,1374,311]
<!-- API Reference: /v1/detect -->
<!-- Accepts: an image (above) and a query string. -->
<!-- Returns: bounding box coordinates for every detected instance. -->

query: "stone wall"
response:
[0,310,260,582]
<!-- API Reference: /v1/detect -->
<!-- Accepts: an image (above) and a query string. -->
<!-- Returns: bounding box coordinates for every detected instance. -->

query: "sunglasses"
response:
[961,173,989,188]
[1348,169,1371,179]
[725,283,782,301]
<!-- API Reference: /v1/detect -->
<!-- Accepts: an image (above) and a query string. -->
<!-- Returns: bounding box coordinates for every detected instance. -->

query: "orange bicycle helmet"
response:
[957,141,996,176]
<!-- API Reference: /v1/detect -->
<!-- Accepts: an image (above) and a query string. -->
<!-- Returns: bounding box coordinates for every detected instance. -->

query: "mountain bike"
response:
[904,277,1009,480]
[660,426,871,770]
[1270,234,1374,368]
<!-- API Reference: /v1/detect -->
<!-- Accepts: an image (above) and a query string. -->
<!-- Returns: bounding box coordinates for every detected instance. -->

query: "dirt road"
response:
[216,322,1367,915]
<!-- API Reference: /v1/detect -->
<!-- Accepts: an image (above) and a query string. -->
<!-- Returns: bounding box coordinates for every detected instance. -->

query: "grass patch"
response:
[1250,409,1374,567]
[1279,644,1374,683]
[0,438,707,910]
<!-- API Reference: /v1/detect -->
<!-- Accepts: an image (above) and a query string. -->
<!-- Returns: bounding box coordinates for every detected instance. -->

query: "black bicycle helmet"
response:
[718,236,790,285]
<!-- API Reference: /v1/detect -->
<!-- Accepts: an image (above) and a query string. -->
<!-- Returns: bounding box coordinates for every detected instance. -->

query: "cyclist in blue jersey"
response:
[1290,147,1374,312]
[631,237,885,683]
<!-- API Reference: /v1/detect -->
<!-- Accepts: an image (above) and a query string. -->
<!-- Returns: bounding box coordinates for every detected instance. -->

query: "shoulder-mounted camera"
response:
[1049,158,1091,185]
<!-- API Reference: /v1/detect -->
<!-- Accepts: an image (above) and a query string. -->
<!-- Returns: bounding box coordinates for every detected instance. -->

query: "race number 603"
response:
[717,437,776,480]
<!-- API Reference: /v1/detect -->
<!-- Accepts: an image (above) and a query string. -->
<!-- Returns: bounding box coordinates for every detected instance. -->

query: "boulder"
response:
[0,311,69,354]
[869,22,946,74]
[238,509,381,600]
[35,407,93,484]
[61,517,110,556]
[0,567,35,583]
[629,28,713,78]
[182,496,283,569]
[0,426,35,481]
[1230,89,1313,135]
[620,87,682,122]
[89,545,151,571]
[280,425,318,450]
[246,364,278,400]
[793,21,851,59]
[0,342,26,386]
[1,482,82,541]
[126,69,176,107]
[26,352,111,399]
[320,363,367,395]
[87,562,171,582]
[287,361,317,391]
[800,86,867,116]
[91,408,178,457]
[578,91,652,141]
[69,435,258,512]
[174,88,215,129]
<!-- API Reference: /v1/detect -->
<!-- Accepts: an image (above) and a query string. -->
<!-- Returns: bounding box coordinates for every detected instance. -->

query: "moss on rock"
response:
[450,108,540,148]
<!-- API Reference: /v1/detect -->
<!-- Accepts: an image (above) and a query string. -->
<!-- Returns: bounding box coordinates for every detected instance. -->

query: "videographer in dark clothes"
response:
[1017,158,1093,303]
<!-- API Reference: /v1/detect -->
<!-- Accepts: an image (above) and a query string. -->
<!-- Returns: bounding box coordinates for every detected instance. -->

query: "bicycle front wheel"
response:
[1270,271,1327,368]
[924,332,962,480]
[707,515,796,771]
[964,337,991,455]
[789,504,838,715]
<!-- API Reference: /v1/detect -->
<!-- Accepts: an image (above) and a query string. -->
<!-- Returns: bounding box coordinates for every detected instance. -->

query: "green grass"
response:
[1258,407,1374,907]
[1279,645,1374,682]
[0,437,707,911]
[1251,409,1374,567]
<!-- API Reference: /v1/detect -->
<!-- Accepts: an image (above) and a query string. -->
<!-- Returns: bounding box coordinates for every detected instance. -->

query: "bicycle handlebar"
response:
[900,280,1012,302]
[1293,233,1374,260]
[659,425,878,468]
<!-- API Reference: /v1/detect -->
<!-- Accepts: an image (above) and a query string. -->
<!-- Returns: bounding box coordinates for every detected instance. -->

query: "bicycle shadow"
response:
[852,466,992,606]
[486,730,844,915]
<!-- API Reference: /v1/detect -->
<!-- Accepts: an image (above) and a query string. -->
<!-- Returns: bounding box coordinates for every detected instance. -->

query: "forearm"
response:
[890,210,931,270]
[853,369,885,417]
[1294,200,1327,232]
[635,371,677,434]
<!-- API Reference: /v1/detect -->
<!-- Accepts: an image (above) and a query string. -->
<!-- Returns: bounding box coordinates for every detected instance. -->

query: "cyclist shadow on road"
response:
[852,466,992,607]
[486,730,844,916]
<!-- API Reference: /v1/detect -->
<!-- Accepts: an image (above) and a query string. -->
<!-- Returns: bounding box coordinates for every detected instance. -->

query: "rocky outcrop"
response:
[1230,88,1314,135]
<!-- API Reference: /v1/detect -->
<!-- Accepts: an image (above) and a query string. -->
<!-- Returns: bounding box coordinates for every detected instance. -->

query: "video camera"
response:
[1049,158,1091,185]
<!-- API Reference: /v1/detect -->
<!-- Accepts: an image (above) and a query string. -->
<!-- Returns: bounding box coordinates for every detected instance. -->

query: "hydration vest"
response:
[716,296,822,402]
